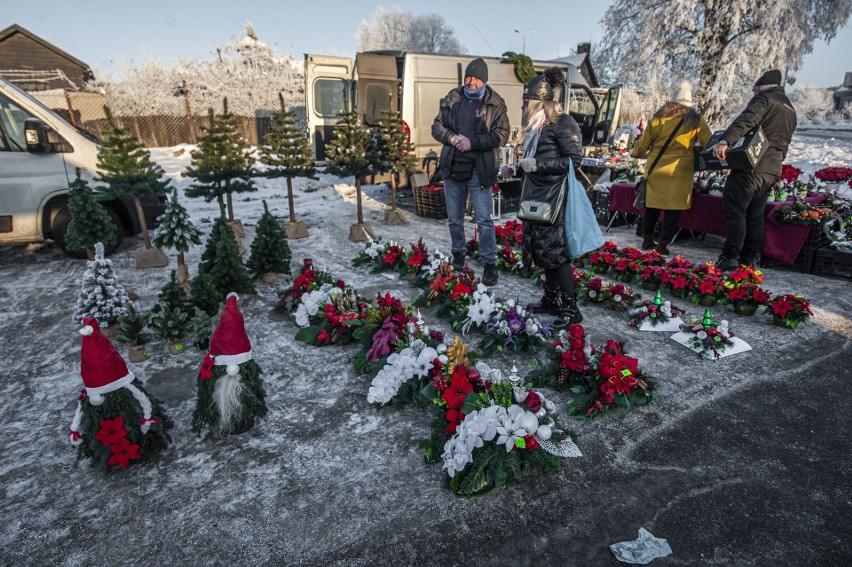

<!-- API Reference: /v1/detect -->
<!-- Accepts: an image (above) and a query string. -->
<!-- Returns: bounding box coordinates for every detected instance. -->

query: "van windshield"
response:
[0,78,98,143]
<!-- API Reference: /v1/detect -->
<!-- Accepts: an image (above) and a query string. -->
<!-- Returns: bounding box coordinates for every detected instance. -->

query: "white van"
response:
[304,51,622,176]
[0,76,166,256]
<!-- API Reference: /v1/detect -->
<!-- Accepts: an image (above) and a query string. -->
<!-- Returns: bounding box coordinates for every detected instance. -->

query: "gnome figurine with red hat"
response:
[192,292,267,437]
[68,317,173,470]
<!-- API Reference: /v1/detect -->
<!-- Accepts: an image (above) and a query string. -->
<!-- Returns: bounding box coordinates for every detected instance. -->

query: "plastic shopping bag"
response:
[565,160,605,258]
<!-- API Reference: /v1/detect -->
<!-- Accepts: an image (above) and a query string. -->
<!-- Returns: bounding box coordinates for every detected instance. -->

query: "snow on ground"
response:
[1,132,851,566]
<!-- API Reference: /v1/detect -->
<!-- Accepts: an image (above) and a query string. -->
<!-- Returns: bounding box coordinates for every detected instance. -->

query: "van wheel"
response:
[51,207,124,258]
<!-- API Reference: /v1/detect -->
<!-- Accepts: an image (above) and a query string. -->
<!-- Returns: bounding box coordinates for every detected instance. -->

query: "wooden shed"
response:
[0,24,94,91]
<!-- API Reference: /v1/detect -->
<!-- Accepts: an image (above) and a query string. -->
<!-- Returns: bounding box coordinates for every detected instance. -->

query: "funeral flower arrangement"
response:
[352,238,430,275]
[679,311,736,359]
[765,293,813,329]
[275,259,342,313]
[291,283,369,346]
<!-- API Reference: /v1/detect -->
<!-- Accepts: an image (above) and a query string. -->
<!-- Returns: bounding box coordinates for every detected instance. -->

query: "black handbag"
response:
[518,174,568,225]
[634,116,686,209]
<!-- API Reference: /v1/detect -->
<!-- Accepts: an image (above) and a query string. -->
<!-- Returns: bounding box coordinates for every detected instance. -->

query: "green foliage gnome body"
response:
[73,242,130,334]
[247,200,291,282]
[325,110,389,241]
[65,168,117,259]
[192,293,267,437]
[258,93,316,239]
[96,106,169,268]
[153,189,202,288]
[185,98,256,234]
[68,318,173,470]
[376,108,417,224]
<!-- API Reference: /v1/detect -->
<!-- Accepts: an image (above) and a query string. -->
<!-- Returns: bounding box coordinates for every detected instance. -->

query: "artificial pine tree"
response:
[151,270,191,314]
[190,307,214,351]
[191,269,224,317]
[65,168,117,258]
[258,93,317,239]
[207,216,255,297]
[115,303,151,362]
[74,242,130,334]
[184,98,256,230]
[153,189,202,288]
[246,200,291,282]
[198,216,231,274]
[96,106,169,268]
[150,302,192,354]
[325,110,389,241]
[376,108,417,225]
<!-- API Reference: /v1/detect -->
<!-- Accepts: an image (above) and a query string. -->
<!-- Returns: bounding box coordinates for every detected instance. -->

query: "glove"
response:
[517,158,537,172]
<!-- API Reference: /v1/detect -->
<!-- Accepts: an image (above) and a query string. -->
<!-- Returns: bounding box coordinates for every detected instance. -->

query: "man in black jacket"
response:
[709,69,797,271]
[432,58,510,286]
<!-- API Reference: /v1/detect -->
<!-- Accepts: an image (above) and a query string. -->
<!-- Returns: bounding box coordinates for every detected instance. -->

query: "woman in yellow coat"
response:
[632,82,712,256]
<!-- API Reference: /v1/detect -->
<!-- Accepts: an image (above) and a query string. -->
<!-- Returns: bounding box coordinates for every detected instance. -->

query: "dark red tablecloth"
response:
[608,182,827,263]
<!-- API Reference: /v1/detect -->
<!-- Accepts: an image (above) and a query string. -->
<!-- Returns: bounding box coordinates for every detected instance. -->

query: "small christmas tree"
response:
[376,108,417,224]
[325,110,388,241]
[96,106,169,268]
[74,242,130,332]
[258,93,316,238]
[190,307,214,350]
[151,270,191,314]
[198,216,230,274]
[153,189,202,286]
[150,302,192,353]
[207,216,255,297]
[247,200,291,281]
[65,168,117,258]
[115,303,151,362]
[191,269,225,317]
[184,98,256,223]
[193,293,267,437]
[68,318,173,471]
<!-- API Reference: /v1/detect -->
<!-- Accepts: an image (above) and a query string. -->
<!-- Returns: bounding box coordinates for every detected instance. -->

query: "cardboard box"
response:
[696,127,768,171]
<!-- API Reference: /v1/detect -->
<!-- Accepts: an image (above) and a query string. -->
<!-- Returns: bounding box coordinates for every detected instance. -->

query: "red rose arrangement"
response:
[815,167,852,183]
[781,164,803,182]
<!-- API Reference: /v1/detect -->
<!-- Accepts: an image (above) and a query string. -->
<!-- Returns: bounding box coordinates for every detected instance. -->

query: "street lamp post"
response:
[514,29,535,55]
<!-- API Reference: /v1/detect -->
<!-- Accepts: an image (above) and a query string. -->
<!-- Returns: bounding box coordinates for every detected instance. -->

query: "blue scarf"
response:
[464,84,486,100]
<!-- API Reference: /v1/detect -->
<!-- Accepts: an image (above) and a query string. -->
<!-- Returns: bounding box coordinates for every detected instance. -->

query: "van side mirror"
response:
[24,118,53,154]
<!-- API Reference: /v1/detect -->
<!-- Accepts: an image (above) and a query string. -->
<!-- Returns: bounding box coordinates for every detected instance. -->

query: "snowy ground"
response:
[1,131,851,566]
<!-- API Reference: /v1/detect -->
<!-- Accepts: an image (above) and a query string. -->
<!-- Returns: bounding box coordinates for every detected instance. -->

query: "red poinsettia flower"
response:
[442,371,473,410]
[95,416,128,447]
[108,437,141,468]
[727,286,748,301]
[560,349,587,372]
[752,288,771,304]
[601,368,639,396]
[451,283,472,299]
[407,253,425,267]
[317,330,331,343]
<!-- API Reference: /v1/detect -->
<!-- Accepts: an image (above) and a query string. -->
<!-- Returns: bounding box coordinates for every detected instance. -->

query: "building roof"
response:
[0,24,91,71]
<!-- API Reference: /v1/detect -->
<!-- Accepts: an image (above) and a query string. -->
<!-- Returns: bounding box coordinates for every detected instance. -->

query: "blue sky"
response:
[5,0,851,88]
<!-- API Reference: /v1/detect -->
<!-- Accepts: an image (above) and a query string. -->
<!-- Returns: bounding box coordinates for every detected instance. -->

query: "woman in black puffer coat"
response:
[516,67,583,327]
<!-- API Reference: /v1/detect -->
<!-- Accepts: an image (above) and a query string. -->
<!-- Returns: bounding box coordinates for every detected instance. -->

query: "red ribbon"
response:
[68,429,81,441]
[200,354,215,380]
[140,418,161,425]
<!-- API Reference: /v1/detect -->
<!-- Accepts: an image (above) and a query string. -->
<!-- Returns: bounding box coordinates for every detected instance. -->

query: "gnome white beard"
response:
[214,372,245,432]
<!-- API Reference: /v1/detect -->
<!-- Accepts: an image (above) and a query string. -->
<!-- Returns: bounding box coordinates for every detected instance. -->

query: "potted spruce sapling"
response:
[115,303,152,362]
[150,302,192,355]
[247,200,292,283]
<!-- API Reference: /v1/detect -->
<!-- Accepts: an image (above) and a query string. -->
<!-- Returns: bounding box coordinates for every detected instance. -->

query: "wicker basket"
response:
[413,184,447,219]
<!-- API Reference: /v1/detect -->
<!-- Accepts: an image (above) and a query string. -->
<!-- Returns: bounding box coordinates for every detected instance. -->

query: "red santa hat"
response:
[79,318,135,405]
[204,293,252,376]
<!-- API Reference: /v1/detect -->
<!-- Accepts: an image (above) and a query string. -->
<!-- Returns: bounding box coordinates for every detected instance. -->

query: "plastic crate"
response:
[814,248,852,279]
[794,227,831,273]
[413,184,447,219]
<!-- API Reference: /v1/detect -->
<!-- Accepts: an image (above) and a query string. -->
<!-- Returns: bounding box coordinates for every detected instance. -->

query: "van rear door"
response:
[593,86,623,145]
[305,54,353,162]
[355,53,398,126]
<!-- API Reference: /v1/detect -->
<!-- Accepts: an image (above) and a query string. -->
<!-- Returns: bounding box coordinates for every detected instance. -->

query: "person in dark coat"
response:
[709,69,797,271]
[432,58,510,286]
[517,67,584,327]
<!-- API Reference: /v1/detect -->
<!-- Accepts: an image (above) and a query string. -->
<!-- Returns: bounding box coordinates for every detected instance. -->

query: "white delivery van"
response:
[304,50,622,181]
[0,76,166,256]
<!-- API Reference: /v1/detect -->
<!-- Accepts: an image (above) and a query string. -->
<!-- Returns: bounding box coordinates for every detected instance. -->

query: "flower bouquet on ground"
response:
[352,292,415,375]
[692,275,726,307]
[578,276,608,304]
[293,285,369,346]
[525,324,594,388]
[351,238,389,270]
[726,283,771,316]
[477,298,553,356]
[765,294,813,329]
[403,238,429,276]
[676,310,736,359]
[495,219,523,246]
[604,282,639,311]
[628,291,685,329]
[366,335,449,407]
[422,340,581,496]
[413,262,479,325]
[275,259,340,313]
[586,249,616,274]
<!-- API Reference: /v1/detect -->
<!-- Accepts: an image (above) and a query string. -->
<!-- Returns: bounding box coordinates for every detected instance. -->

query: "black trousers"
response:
[642,208,681,242]
[721,170,779,261]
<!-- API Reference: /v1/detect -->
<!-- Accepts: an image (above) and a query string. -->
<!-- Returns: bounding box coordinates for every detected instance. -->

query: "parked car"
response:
[0,76,166,256]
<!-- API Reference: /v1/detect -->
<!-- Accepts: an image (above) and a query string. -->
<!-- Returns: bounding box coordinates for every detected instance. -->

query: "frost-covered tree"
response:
[65,168,117,259]
[246,201,291,280]
[358,7,464,53]
[74,242,130,329]
[184,98,256,221]
[595,0,852,122]
[96,106,171,250]
[258,93,316,227]
[376,108,417,221]
[153,189,202,280]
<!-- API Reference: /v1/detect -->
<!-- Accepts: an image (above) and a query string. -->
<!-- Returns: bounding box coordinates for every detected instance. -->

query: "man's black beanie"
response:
[465,58,488,83]
[754,69,783,87]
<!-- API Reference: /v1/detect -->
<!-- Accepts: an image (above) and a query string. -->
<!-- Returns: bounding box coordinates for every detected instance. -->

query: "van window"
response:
[567,87,596,116]
[314,79,347,117]
[364,83,392,125]
[0,91,28,151]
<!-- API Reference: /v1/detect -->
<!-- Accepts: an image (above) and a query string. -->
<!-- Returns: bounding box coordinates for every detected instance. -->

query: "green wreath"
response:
[503,52,536,84]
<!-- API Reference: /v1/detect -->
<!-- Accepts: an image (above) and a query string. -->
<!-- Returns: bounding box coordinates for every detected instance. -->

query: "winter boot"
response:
[640,234,656,250]
[655,240,671,257]
[715,255,740,272]
[527,282,561,315]
[451,252,465,271]
[552,292,584,329]
[482,263,498,286]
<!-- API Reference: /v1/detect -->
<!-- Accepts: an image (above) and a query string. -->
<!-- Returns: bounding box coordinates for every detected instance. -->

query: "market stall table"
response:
[606,181,827,264]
